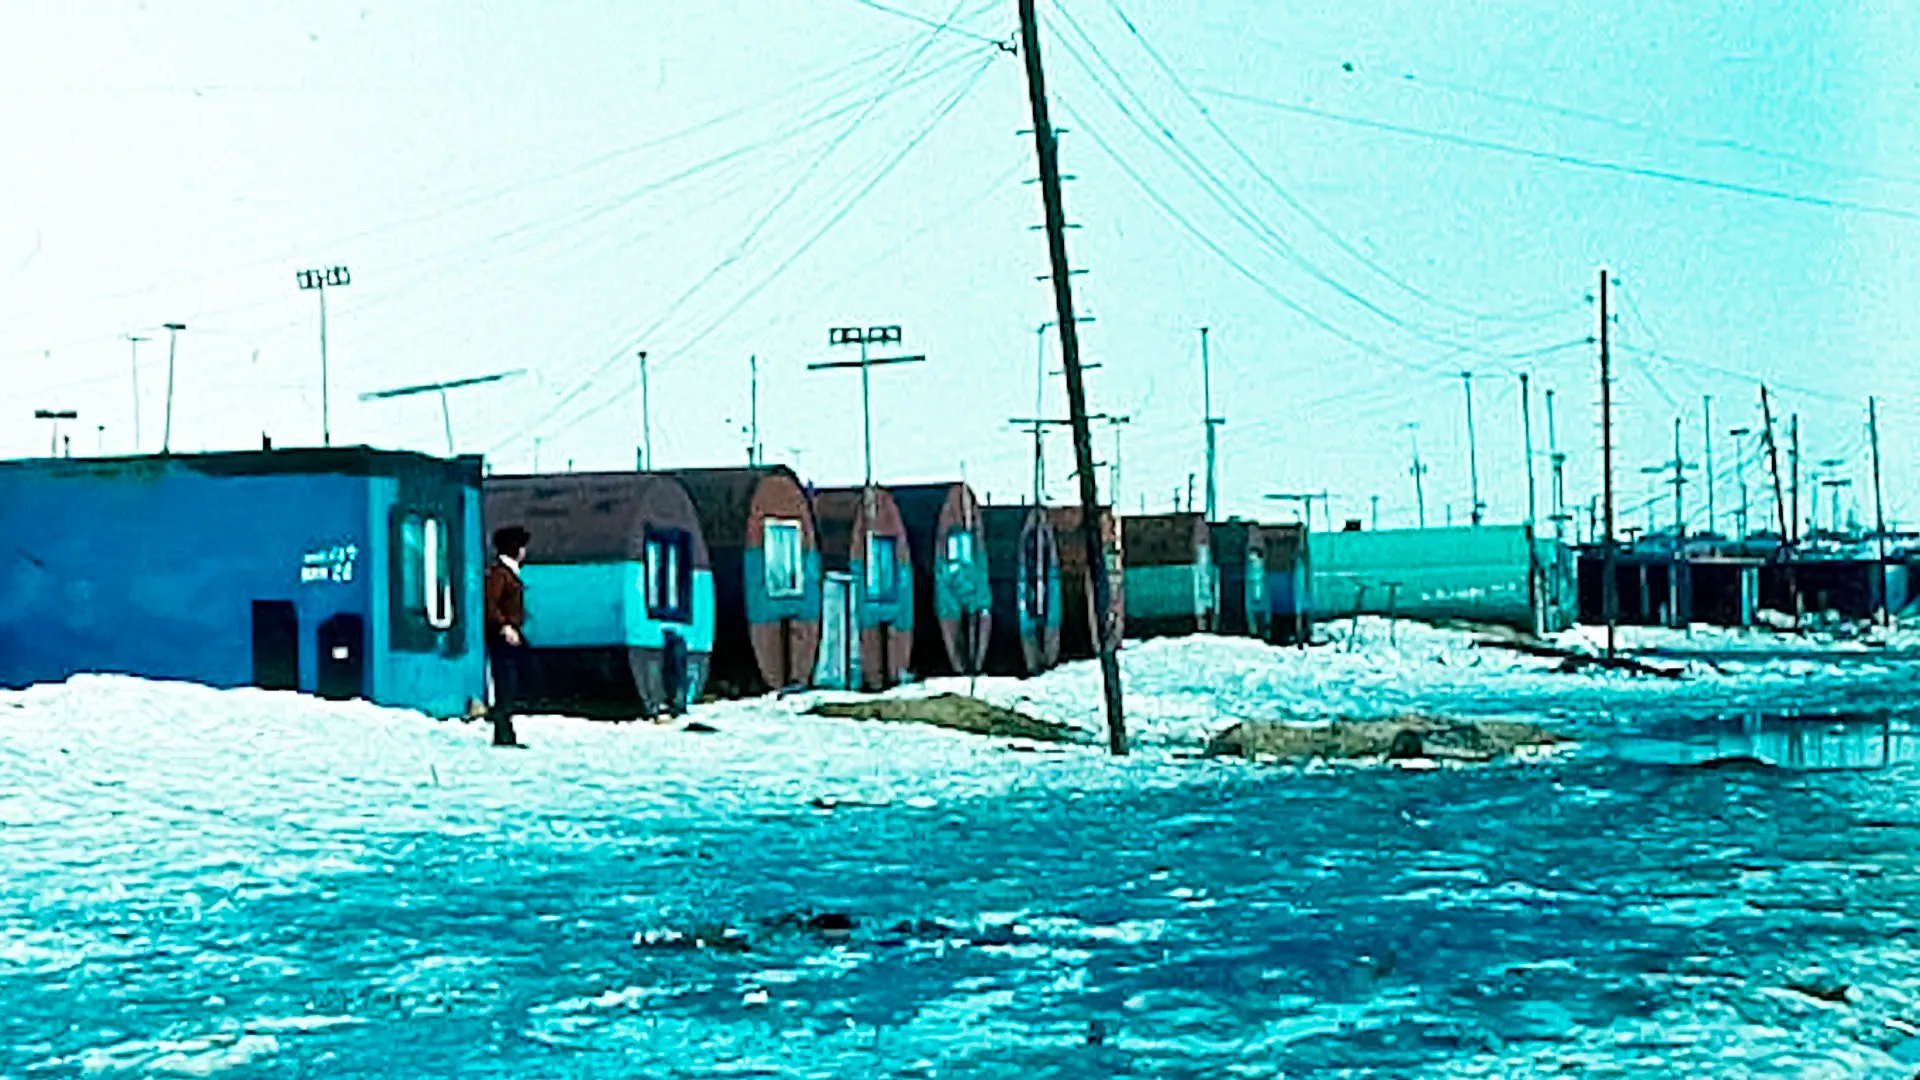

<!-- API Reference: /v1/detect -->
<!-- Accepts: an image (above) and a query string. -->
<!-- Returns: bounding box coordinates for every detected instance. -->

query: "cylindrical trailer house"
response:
[1047,504,1125,660]
[892,482,992,676]
[811,485,914,691]
[1121,513,1218,638]
[1262,522,1312,644]
[1210,520,1270,639]
[981,505,1062,676]
[483,472,713,717]
[0,448,485,717]
[665,467,822,697]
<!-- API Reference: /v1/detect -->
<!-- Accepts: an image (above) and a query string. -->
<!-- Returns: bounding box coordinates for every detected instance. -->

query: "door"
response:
[814,573,854,690]
[317,613,366,701]
[251,600,300,691]
[661,630,688,716]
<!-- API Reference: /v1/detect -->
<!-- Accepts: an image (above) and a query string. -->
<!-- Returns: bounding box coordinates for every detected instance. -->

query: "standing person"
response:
[485,525,532,748]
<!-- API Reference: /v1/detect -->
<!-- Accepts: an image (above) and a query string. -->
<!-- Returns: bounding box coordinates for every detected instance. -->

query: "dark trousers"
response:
[487,639,528,746]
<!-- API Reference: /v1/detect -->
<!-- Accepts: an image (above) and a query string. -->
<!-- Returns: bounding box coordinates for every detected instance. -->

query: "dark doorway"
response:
[251,600,300,691]
[662,630,688,716]
[317,613,366,701]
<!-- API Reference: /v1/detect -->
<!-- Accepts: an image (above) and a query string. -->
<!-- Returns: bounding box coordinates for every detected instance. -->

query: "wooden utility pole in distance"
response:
[1870,396,1890,624]
[1599,269,1617,658]
[1018,0,1126,755]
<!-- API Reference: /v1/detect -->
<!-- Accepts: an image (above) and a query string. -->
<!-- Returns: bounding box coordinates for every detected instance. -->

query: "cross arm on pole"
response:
[807,354,926,371]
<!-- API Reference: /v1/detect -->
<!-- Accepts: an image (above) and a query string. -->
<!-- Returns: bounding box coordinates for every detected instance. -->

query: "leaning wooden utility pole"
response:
[1760,386,1803,627]
[1599,269,1617,658]
[1018,0,1126,755]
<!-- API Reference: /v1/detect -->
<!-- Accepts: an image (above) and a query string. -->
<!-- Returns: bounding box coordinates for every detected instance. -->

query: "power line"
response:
[493,53,999,454]
[1197,85,1920,224]
[1048,9,1531,362]
[847,0,1010,46]
[1102,0,1581,327]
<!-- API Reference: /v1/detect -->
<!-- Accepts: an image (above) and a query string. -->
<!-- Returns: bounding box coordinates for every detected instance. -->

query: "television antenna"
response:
[359,369,526,456]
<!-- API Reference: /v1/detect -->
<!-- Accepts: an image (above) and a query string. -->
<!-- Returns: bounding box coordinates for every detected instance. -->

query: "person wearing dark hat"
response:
[485,525,532,748]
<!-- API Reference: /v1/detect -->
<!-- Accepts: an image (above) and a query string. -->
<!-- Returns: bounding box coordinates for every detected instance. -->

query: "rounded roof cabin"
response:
[1121,513,1217,638]
[1209,520,1271,639]
[811,485,914,690]
[891,482,992,676]
[1047,504,1125,660]
[982,506,1062,676]
[664,466,821,696]
[483,472,712,717]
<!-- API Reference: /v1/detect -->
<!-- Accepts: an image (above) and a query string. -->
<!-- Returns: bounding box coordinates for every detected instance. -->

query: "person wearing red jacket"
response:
[485,525,531,748]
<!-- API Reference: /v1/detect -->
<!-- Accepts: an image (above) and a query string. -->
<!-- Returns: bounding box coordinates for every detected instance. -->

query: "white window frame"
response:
[764,518,804,598]
[423,516,454,630]
[865,534,897,601]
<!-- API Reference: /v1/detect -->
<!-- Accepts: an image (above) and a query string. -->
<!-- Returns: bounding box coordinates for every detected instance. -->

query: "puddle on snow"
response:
[1610,712,1920,771]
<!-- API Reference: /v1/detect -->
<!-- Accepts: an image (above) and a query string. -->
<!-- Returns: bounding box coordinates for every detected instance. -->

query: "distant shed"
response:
[0,448,484,717]
[1048,504,1125,659]
[483,472,712,717]
[811,485,914,690]
[1319,525,1575,633]
[981,505,1062,676]
[892,482,992,676]
[1121,513,1217,638]
[1210,520,1270,639]
[665,467,822,696]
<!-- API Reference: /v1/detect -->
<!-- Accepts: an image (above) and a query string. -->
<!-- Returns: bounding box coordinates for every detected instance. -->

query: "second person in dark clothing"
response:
[485,525,532,748]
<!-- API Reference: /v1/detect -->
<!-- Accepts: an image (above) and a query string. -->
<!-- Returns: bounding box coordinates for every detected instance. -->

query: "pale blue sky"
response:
[4,1,1917,533]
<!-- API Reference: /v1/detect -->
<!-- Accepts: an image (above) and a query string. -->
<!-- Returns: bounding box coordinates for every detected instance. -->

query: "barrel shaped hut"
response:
[665,467,821,696]
[982,506,1063,676]
[1210,520,1270,639]
[483,472,712,717]
[811,486,914,690]
[1262,522,1312,644]
[1121,513,1218,638]
[892,483,992,676]
[1048,505,1125,660]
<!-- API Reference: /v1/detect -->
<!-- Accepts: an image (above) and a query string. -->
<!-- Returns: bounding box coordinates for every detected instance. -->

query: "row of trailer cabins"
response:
[0,447,1331,719]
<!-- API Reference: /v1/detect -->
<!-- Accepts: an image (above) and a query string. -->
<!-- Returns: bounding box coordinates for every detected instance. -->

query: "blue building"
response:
[0,448,485,717]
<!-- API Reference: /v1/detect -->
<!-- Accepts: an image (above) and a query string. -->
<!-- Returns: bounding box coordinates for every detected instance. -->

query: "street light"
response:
[161,323,186,454]
[297,265,351,447]
[812,325,925,490]
[33,409,77,457]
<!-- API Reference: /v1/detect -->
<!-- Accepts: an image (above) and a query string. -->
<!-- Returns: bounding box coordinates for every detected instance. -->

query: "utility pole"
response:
[1821,477,1852,543]
[749,354,761,466]
[1870,396,1889,623]
[1789,414,1801,544]
[1761,389,1788,537]
[1702,395,1715,536]
[816,326,925,490]
[637,350,652,470]
[127,334,149,452]
[1018,0,1125,755]
[1545,389,1569,542]
[1407,423,1428,528]
[296,266,350,447]
[1461,370,1484,525]
[1729,426,1752,539]
[162,322,186,455]
[1671,416,1686,538]
[1032,322,1051,504]
[1599,268,1617,658]
[1520,371,1539,633]
[1200,326,1223,520]
[1520,373,1538,532]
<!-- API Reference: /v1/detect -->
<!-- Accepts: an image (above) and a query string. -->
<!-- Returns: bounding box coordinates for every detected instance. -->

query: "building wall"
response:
[368,478,488,718]
[1311,525,1575,632]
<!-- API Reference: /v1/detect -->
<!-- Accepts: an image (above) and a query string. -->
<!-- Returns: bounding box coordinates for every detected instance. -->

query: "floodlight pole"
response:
[297,266,351,447]
[162,323,186,455]
[816,325,923,491]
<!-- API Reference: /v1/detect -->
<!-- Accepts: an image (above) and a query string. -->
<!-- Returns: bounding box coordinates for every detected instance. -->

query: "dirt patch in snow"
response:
[808,694,1082,743]
[1208,715,1571,765]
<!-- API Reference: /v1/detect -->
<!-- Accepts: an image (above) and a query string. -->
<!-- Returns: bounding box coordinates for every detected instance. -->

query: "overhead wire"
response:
[1197,85,1920,224]
[1103,0,1582,326]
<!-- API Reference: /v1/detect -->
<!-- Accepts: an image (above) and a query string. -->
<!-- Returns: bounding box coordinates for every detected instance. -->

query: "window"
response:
[400,514,454,630]
[1023,530,1048,619]
[646,528,693,623]
[764,518,803,598]
[944,529,975,571]
[865,534,898,602]
[1194,543,1215,614]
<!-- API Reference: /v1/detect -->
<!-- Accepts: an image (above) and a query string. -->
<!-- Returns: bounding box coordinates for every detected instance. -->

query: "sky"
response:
[4,0,1919,536]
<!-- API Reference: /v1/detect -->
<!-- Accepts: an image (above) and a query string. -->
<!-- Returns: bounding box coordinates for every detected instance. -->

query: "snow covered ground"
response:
[6,626,1920,1077]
